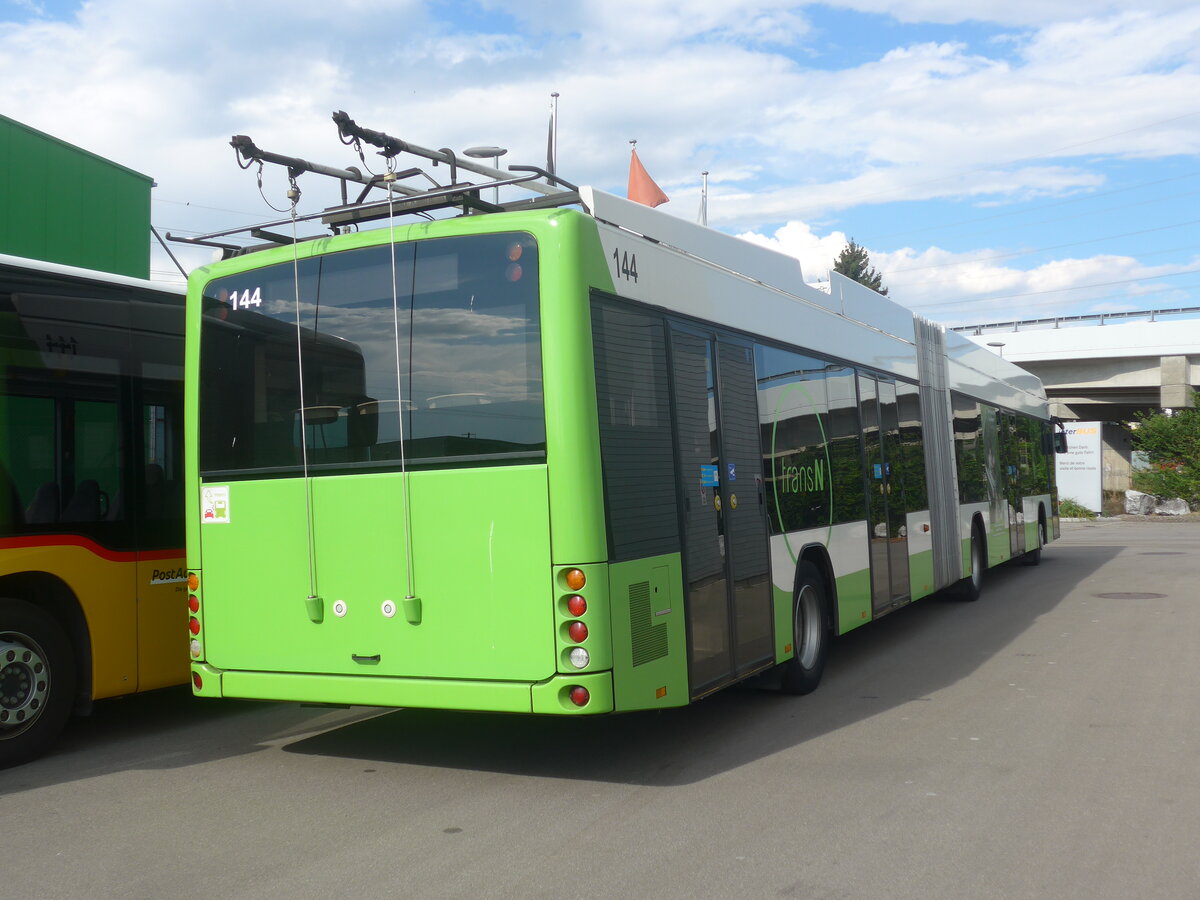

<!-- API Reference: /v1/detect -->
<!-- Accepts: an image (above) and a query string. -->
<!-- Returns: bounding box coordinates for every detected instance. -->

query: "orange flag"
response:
[628,147,669,207]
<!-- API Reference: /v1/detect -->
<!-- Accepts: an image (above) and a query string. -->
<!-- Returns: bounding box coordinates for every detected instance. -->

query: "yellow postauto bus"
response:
[1,252,185,767]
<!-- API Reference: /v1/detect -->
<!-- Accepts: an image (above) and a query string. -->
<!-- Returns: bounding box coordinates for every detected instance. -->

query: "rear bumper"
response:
[190,663,614,714]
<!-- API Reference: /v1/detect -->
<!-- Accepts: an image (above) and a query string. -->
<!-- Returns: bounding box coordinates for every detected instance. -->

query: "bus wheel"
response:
[1022,518,1047,567]
[780,562,830,696]
[0,599,76,769]
[959,522,986,602]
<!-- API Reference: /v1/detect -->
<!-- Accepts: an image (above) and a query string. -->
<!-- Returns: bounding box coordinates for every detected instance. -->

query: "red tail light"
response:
[568,621,588,643]
[569,686,589,707]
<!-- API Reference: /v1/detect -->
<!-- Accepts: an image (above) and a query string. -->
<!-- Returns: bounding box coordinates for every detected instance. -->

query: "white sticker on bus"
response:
[202,486,230,524]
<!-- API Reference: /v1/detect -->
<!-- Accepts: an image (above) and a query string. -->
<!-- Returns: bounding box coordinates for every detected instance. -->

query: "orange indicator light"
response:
[565,569,586,591]
[187,573,199,591]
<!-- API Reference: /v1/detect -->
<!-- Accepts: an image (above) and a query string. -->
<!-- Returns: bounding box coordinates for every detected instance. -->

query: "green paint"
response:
[0,114,152,278]
[530,672,614,714]
[773,584,793,663]
[201,467,555,682]
[607,554,689,710]
[907,548,935,600]
[989,521,1011,567]
[223,669,538,712]
[835,568,872,634]
[540,212,609,565]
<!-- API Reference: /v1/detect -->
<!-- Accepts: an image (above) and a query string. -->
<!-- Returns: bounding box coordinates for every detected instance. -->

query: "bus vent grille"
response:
[629,580,668,667]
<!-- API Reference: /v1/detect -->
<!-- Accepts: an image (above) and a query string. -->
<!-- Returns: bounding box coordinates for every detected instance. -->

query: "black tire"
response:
[1,598,77,768]
[779,561,830,696]
[1022,517,1047,567]
[958,521,986,601]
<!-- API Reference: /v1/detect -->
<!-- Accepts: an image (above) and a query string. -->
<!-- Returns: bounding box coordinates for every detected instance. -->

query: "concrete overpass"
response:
[955,309,1200,422]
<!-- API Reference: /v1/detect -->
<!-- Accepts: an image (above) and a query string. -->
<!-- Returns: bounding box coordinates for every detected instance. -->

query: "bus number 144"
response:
[229,287,262,310]
[612,248,639,283]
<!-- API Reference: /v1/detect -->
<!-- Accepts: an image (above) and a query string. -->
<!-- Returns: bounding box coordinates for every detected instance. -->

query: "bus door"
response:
[670,327,774,696]
[858,374,910,614]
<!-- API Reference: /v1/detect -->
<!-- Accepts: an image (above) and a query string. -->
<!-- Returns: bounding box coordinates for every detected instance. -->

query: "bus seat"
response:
[61,479,101,522]
[25,482,60,523]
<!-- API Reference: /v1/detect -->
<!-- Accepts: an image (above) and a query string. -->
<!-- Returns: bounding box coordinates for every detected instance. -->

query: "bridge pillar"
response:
[1160,355,1195,409]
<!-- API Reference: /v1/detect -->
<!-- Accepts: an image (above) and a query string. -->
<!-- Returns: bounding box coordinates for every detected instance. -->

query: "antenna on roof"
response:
[547,92,559,176]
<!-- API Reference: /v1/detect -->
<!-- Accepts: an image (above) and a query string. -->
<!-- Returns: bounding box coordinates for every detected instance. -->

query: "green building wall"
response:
[0,114,152,278]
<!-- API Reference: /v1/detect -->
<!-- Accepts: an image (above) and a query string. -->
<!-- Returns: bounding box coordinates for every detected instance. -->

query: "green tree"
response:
[1129,392,1200,507]
[833,240,888,295]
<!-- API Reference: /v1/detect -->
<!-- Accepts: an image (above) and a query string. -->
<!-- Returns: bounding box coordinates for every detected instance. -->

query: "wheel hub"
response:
[0,636,49,730]
[796,584,821,668]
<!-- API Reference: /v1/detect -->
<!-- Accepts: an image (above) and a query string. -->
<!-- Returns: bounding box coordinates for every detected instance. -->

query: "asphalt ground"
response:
[4,517,1198,899]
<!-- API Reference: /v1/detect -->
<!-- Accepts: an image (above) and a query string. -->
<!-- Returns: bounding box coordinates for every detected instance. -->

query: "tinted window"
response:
[0,275,182,549]
[755,346,863,530]
[952,392,988,504]
[755,345,831,532]
[199,232,544,477]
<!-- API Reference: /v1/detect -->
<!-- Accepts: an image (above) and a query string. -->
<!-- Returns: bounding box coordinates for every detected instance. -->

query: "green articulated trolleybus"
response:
[175,114,1065,716]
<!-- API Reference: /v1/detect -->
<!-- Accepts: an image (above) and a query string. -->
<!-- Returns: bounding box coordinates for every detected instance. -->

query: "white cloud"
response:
[819,0,1200,27]
[1,0,1197,315]
[735,220,851,284]
[871,247,1200,324]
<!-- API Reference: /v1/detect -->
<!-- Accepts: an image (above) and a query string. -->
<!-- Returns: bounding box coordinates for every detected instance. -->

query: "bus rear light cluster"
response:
[188,571,203,659]
[558,567,593,671]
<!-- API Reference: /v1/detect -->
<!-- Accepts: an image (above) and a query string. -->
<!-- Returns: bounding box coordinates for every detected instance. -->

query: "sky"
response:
[1,0,1198,328]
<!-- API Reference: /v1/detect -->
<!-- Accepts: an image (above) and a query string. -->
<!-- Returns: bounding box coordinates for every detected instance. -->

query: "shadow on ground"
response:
[4,533,1123,791]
